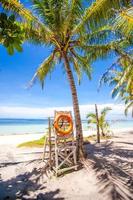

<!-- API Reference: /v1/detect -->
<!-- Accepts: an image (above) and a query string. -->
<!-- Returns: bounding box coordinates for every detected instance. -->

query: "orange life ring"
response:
[54,114,73,136]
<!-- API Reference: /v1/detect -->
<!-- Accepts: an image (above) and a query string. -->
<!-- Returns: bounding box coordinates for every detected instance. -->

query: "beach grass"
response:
[18,136,46,148]
[18,134,112,148]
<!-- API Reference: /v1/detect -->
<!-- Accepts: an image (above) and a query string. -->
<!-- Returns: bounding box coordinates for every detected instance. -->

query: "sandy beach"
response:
[0,133,44,145]
[0,130,132,200]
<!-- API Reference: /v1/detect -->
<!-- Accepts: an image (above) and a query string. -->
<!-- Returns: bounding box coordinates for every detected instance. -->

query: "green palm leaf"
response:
[101,107,112,116]
[73,0,132,34]
[86,106,112,135]
[30,51,57,88]
[113,7,133,37]
[0,0,34,21]
[86,113,96,119]
[125,101,133,116]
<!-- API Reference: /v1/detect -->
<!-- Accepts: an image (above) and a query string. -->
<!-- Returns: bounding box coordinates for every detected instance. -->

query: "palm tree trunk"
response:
[95,104,100,143]
[101,127,105,137]
[62,52,84,160]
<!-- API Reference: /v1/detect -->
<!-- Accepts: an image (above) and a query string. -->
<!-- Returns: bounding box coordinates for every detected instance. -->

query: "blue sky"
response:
[0,42,128,119]
[0,1,131,119]
[0,42,116,107]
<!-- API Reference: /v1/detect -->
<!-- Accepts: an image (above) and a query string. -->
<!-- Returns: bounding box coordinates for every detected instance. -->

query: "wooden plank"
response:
[42,150,55,153]
[42,135,48,161]
[55,134,59,177]
[58,154,73,166]
[55,165,78,175]
[48,117,52,168]
[57,151,74,170]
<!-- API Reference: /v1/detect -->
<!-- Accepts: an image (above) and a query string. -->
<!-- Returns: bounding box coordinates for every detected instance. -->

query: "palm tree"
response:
[100,52,133,116]
[0,0,132,159]
[101,57,133,116]
[87,106,112,137]
[100,4,133,116]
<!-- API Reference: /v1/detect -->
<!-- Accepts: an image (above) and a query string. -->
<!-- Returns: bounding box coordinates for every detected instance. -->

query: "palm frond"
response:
[80,42,115,63]
[61,0,82,39]
[72,56,82,84]
[30,50,58,88]
[0,0,34,21]
[113,7,133,37]
[86,113,96,119]
[22,23,51,44]
[101,107,112,116]
[125,100,133,116]
[72,0,132,34]
[32,0,64,30]
[70,48,92,80]
[78,25,114,47]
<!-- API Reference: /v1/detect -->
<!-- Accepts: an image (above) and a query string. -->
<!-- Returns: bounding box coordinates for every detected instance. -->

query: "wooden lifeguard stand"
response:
[42,111,77,176]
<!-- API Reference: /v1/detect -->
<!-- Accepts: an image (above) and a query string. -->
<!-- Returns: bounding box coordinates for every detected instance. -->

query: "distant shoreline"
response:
[0,126,132,136]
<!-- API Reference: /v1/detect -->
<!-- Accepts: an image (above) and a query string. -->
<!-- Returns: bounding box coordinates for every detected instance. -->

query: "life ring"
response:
[54,114,73,136]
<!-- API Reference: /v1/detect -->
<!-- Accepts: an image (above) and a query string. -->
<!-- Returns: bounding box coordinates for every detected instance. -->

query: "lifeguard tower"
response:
[42,111,77,176]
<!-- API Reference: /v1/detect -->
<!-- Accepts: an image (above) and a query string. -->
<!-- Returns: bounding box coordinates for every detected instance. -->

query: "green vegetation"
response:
[18,136,46,148]
[18,134,112,148]
[87,106,112,137]
[101,56,133,116]
[18,135,75,148]
[113,7,133,37]
[0,13,24,54]
[99,7,133,116]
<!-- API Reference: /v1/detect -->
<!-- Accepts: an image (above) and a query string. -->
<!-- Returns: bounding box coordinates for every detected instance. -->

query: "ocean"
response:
[0,118,132,135]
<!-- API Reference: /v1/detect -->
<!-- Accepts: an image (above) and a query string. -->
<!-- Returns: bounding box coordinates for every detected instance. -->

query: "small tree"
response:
[87,106,112,137]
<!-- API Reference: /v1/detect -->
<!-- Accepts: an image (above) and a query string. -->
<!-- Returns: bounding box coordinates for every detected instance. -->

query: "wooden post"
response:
[42,134,47,161]
[48,117,52,168]
[95,104,100,143]
[55,134,59,177]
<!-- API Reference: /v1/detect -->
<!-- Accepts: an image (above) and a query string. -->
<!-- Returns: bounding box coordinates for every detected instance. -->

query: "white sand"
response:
[0,133,44,145]
[0,130,132,200]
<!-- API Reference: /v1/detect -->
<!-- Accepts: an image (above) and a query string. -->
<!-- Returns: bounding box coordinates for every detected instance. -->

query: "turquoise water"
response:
[0,118,132,135]
[82,120,133,130]
[0,119,48,135]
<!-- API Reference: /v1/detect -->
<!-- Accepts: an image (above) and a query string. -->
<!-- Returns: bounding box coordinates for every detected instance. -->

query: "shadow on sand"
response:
[0,138,133,200]
[0,166,64,200]
[85,140,133,200]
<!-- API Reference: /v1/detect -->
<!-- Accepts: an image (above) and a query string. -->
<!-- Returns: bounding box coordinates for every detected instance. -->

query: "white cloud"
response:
[0,103,131,119]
